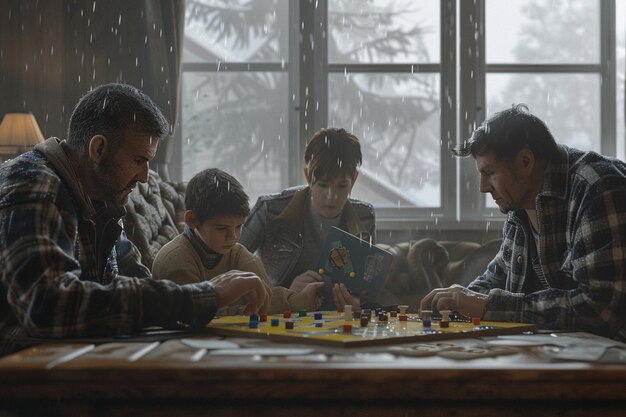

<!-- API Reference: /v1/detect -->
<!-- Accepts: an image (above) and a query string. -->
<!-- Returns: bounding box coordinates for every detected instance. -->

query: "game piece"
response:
[353,310,361,320]
[283,311,292,319]
[318,268,325,275]
[313,312,323,320]
[260,314,267,322]
[343,324,352,333]
[390,310,397,318]
[440,310,450,328]
[249,314,259,322]
[349,271,356,278]
[398,315,408,321]
[344,305,352,322]
[285,321,294,330]
[398,305,409,315]
[421,310,432,328]
[299,309,307,317]
[248,320,259,329]
[472,317,481,326]
[360,316,369,327]
[270,319,279,327]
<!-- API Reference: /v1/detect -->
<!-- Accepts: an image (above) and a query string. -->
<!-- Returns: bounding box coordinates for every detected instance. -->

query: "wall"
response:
[0,0,182,178]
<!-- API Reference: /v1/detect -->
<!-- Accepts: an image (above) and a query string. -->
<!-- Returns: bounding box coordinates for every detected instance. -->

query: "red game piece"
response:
[472,317,481,325]
[399,315,408,321]
[283,311,292,318]
[260,314,267,322]
[342,324,352,332]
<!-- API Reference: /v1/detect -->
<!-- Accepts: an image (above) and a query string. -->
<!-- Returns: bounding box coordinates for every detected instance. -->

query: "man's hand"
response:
[289,270,323,292]
[210,270,273,315]
[419,284,488,319]
[291,281,325,310]
[332,283,361,313]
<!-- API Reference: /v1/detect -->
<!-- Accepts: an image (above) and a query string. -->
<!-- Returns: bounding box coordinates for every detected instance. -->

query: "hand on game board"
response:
[289,270,324,292]
[291,281,325,310]
[419,284,488,319]
[210,270,273,314]
[332,283,361,312]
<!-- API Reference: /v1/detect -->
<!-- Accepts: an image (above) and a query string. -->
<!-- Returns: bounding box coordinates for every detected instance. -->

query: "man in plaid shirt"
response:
[421,104,626,341]
[0,83,271,355]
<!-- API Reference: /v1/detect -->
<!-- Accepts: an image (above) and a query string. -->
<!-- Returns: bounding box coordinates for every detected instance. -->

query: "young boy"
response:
[152,168,323,315]
[240,127,398,311]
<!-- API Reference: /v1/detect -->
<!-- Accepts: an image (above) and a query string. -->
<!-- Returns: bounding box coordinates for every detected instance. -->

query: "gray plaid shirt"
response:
[469,145,626,341]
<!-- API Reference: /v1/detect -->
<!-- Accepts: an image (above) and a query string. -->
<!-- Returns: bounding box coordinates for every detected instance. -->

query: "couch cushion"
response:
[124,172,186,269]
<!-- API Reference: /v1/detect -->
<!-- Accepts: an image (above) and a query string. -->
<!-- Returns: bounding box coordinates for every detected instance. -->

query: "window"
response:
[179,0,624,229]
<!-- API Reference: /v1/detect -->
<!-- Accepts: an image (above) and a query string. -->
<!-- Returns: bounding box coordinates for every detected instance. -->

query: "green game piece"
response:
[299,309,307,317]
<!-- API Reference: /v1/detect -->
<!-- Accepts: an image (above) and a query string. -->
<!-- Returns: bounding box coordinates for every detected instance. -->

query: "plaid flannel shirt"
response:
[0,138,218,355]
[469,145,626,341]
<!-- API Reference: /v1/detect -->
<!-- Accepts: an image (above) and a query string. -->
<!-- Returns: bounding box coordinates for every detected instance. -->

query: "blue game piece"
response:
[315,322,323,327]
[270,318,279,327]
[248,320,259,329]
[314,312,323,320]
[249,314,259,322]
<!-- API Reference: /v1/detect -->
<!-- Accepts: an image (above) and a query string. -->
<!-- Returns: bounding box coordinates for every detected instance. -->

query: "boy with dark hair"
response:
[240,127,397,311]
[152,168,323,314]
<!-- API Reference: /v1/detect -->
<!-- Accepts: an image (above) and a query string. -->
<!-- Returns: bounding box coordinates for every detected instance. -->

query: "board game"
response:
[317,226,392,303]
[205,310,537,347]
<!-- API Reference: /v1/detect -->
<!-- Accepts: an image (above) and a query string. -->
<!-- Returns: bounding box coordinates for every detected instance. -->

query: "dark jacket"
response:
[239,185,376,287]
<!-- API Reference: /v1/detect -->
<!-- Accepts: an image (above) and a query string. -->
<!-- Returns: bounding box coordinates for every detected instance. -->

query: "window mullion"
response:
[601,0,617,156]
[458,0,485,221]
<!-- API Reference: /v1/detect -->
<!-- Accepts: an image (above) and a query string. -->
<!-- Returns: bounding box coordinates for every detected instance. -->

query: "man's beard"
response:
[93,159,132,207]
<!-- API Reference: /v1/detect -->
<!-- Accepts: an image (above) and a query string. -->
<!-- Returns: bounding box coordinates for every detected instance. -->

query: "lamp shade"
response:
[0,113,45,155]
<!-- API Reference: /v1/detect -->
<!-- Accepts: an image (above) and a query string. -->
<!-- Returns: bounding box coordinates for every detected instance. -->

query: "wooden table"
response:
[1,332,625,417]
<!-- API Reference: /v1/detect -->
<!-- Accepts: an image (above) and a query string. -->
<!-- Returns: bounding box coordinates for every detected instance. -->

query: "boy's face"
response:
[193,215,246,255]
[307,173,356,219]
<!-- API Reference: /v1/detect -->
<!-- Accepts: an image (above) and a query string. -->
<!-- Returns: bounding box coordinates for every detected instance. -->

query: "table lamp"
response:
[0,112,45,158]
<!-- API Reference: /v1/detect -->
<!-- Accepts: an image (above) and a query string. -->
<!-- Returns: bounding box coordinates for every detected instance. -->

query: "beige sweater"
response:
[152,233,311,314]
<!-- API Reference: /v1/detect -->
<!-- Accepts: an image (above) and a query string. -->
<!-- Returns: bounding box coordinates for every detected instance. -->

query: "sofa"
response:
[123,171,187,269]
[123,172,501,310]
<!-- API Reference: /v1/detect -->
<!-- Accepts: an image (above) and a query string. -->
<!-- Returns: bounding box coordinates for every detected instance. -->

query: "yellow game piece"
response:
[349,271,356,278]
[318,268,325,275]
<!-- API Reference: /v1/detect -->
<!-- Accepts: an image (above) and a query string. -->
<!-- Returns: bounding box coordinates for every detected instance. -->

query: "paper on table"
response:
[180,338,239,350]
[487,333,626,362]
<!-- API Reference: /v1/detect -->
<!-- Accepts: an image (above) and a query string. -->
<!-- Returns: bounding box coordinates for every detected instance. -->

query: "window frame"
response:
[177,0,617,231]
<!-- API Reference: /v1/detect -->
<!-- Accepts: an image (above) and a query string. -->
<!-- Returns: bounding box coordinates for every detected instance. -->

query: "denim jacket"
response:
[239,186,376,288]
[469,145,626,341]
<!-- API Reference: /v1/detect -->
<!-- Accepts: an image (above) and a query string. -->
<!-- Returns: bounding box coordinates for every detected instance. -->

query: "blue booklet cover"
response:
[317,227,392,302]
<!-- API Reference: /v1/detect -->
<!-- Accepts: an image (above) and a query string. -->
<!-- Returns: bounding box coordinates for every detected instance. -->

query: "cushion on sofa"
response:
[124,172,187,269]
[379,238,501,312]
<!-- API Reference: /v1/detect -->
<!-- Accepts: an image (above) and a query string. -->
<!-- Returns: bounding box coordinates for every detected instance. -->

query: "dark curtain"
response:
[0,0,184,180]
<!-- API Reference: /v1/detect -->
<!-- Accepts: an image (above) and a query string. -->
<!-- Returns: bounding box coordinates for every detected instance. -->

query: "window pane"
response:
[487,73,601,151]
[181,72,289,203]
[486,0,600,64]
[328,0,440,64]
[184,0,289,63]
[328,73,441,207]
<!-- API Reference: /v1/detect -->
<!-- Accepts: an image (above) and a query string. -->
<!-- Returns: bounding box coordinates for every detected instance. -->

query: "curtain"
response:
[0,0,185,180]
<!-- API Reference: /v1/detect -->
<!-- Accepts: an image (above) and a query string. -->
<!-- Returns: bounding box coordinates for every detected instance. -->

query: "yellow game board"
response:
[206,311,537,347]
